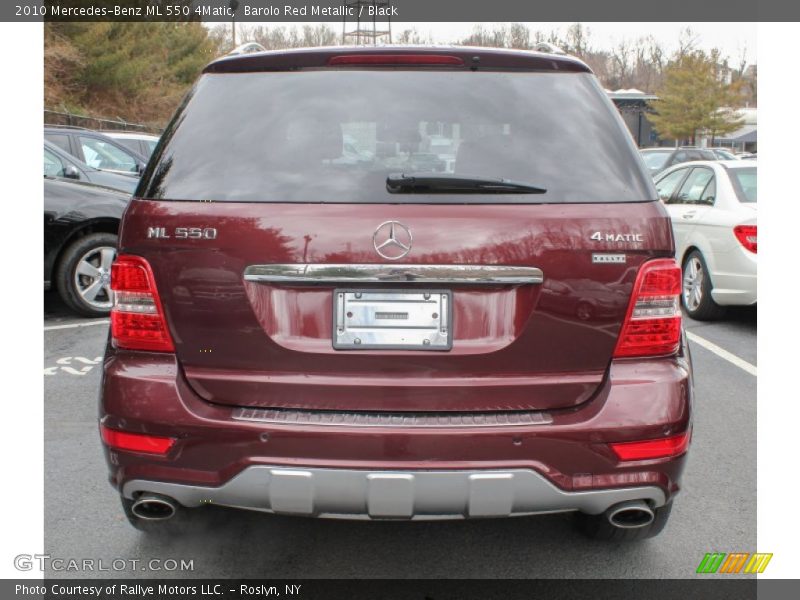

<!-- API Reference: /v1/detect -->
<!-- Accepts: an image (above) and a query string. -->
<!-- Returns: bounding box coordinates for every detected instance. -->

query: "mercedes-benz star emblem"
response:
[373,221,413,260]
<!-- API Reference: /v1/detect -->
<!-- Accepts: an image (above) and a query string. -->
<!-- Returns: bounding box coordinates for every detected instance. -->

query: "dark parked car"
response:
[44,126,147,176]
[640,146,717,176]
[100,46,692,541]
[707,147,739,161]
[44,177,126,317]
[44,141,138,194]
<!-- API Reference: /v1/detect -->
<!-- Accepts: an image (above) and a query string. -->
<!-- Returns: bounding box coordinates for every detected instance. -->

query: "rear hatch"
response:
[120,49,671,413]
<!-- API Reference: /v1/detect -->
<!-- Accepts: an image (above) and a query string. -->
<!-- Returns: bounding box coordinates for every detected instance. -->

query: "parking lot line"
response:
[44,319,109,332]
[686,331,757,377]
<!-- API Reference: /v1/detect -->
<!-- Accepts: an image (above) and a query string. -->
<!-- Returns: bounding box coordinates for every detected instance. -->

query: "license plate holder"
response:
[333,289,452,350]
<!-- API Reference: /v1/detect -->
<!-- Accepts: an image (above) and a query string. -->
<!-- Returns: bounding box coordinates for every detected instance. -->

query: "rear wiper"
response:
[386,173,547,194]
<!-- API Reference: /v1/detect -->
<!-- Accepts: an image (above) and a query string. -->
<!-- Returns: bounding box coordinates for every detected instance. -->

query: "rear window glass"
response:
[729,167,757,203]
[79,136,138,173]
[45,133,71,154]
[641,151,671,170]
[117,138,143,154]
[142,70,654,204]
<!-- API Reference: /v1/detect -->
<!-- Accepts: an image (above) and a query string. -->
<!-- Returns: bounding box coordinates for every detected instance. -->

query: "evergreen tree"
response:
[649,51,743,144]
[45,20,221,126]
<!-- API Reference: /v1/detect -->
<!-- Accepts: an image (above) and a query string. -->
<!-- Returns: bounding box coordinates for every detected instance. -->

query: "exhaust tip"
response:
[607,501,655,529]
[131,495,177,521]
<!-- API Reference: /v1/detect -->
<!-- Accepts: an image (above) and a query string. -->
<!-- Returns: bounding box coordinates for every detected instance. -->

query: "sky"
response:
[235,22,757,65]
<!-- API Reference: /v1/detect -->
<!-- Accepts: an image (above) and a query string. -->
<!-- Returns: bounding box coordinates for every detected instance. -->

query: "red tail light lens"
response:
[733,225,757,253]
[328,54,464,66]
[613,259,682,358]
[100,425,175,455]
[110,255,174,352]
[609,432,691,461]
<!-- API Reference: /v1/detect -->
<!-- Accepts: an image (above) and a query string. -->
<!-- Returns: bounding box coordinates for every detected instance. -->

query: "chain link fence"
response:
[44,109,162,134]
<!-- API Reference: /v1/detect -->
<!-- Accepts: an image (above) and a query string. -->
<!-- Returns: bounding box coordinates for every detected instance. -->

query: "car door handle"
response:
[681,212,697,219]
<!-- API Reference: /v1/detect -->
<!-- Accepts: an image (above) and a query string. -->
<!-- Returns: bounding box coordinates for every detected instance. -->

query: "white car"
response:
[654,160,757,320]
[101,131,160,160]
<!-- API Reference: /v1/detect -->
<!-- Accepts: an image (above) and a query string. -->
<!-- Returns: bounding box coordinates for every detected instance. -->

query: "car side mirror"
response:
[136,162,146,175]
[63,165,80,180]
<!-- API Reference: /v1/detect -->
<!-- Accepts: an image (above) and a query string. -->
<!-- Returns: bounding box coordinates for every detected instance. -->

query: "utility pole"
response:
[229,0,239,49]
[342,1,392,46]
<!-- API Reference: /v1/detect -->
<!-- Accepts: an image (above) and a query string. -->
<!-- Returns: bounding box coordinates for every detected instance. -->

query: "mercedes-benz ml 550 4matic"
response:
[99,47,693,541]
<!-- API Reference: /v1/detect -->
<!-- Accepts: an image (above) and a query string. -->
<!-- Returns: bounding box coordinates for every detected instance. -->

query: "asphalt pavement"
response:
[43,292,757,579]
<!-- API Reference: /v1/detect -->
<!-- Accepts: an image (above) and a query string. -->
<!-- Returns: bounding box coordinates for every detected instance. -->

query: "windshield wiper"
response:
[386,173,547,194]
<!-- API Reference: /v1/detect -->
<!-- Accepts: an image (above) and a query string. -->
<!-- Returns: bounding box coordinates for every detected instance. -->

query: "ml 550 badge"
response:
[147,226,217,240]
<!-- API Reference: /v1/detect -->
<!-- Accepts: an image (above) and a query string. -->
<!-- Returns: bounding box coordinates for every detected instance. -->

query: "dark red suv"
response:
[99,46,692,540]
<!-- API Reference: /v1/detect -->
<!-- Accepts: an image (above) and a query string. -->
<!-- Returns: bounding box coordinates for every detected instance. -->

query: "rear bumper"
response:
[123,465,665,520]
[100,337,693,519]
[710,274,757,306]
[709,246,757,307]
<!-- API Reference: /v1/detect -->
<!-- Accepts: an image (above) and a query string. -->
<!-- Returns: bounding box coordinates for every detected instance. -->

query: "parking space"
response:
[43,291,756,579]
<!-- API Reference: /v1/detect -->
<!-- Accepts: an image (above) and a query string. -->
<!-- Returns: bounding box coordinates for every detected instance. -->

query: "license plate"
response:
[333,289,452,350]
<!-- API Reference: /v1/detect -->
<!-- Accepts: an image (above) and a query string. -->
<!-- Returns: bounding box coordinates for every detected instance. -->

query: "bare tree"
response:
[507,23,532,49]
[676,27,700,59]
[301,25,337,47]
[627,36,666,92]
[395,28,433,45]
[609,39,633,89]
[735,43,748,77]
[563,23,591,57]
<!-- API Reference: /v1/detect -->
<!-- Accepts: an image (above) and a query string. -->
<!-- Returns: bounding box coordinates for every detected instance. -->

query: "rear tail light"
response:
[609,431,691,461]
[100,425,175,455]
[110,255,174,352]
[328,54,464,66]
[613,258,682,358]
[733,225,757,253]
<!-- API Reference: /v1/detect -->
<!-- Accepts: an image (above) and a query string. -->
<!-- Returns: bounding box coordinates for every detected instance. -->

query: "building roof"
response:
[717,124,757,143]
[606,89,658,102]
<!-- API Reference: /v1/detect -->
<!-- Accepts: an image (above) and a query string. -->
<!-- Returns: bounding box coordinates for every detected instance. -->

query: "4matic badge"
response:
[590,231,644,243]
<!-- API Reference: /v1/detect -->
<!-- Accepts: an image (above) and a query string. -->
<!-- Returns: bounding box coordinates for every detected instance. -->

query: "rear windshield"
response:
[641,150,671,170]
[141,70,655,204]
[728,167,757,203]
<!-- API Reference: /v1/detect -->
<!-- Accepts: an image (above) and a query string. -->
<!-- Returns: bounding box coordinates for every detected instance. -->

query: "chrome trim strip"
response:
[243,264,544,285]
[123,466,666,519]
[231,407,554,428]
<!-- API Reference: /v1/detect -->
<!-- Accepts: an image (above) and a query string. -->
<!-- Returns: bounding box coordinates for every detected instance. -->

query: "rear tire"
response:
[56,232,118,317]
[121,496,191,534]
[681,250,726,321]
[575,502,673,541]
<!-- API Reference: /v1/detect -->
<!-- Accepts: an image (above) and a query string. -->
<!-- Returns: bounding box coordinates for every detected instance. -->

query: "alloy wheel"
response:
[73,246,116,310]
[682,256,704,311]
